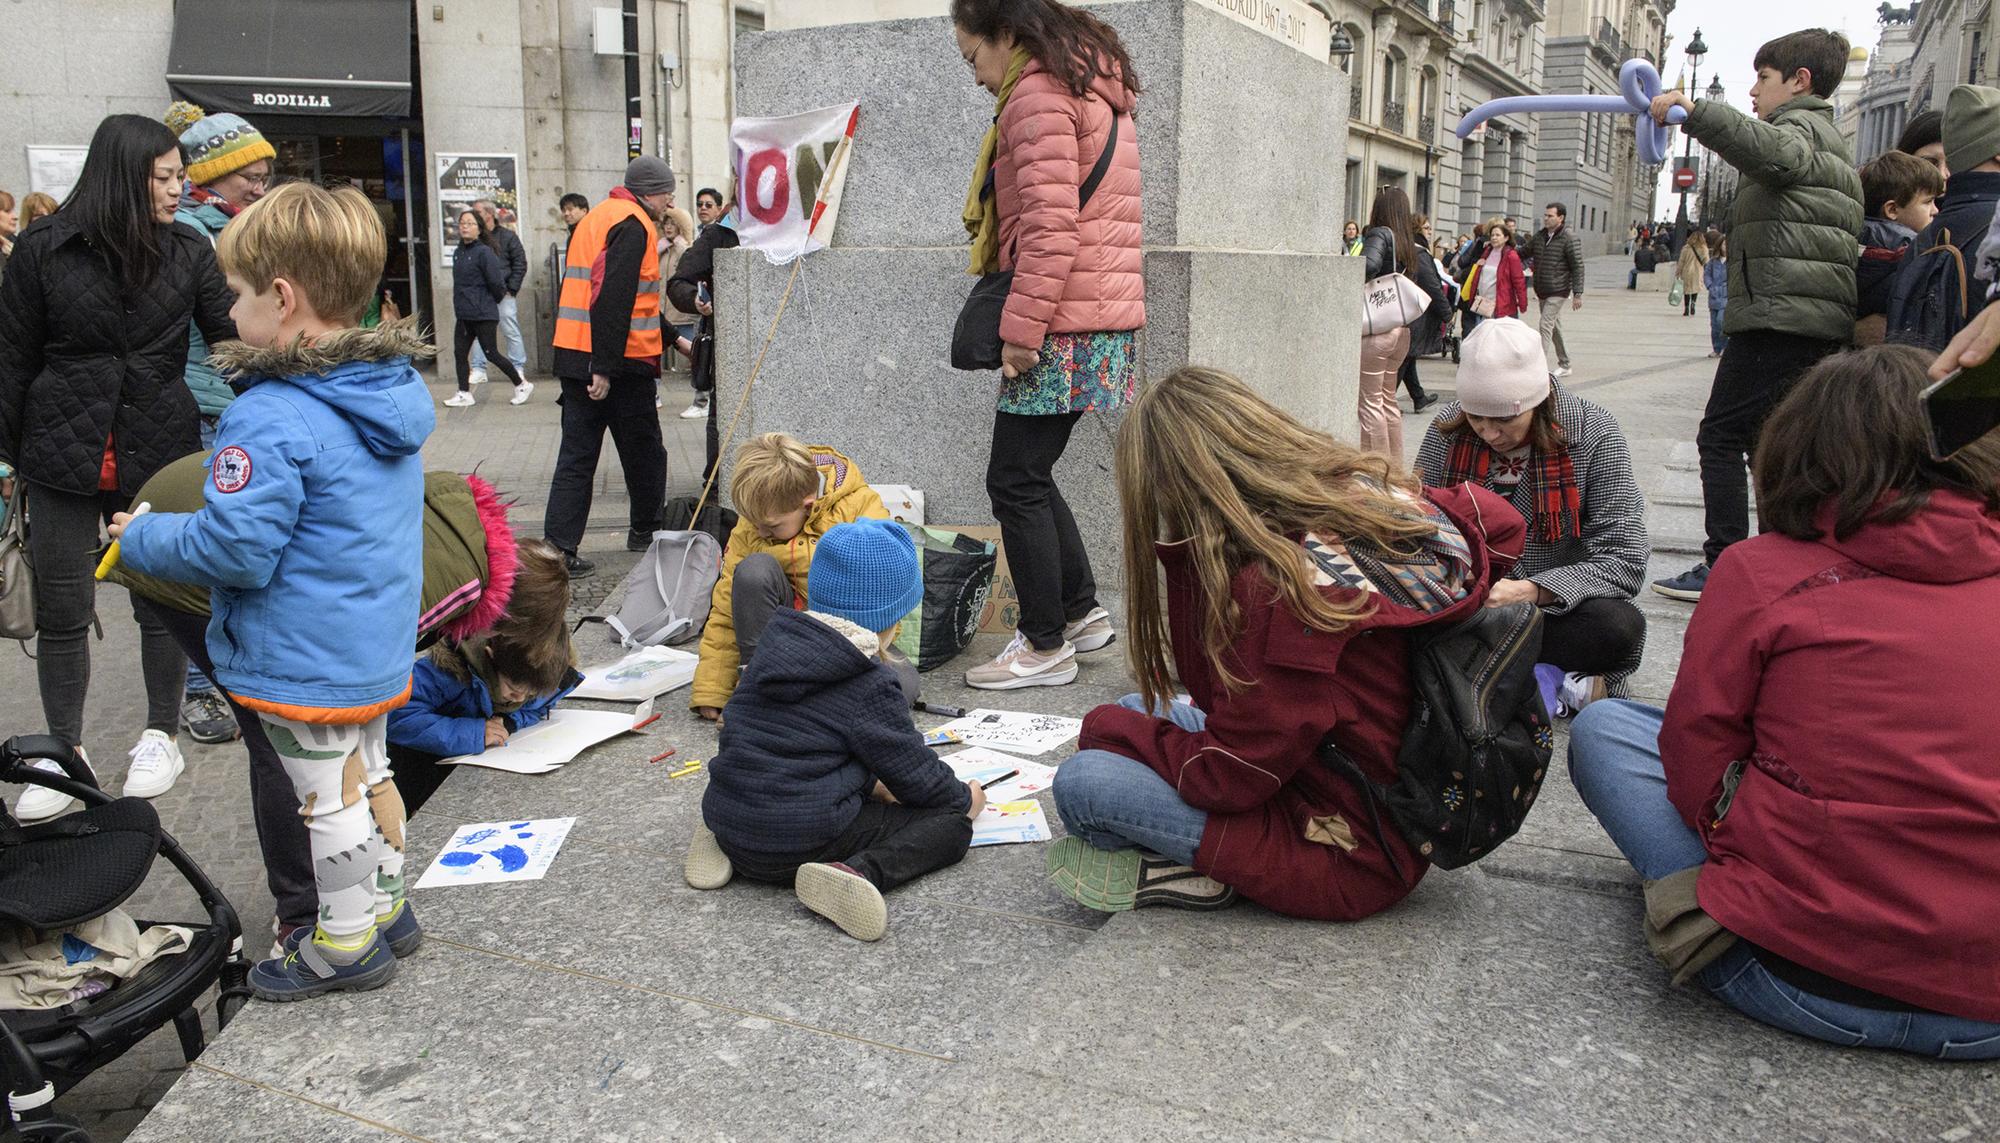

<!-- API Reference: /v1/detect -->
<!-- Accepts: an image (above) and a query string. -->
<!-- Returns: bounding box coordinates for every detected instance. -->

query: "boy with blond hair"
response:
[689,433,894,719]
[112,182,436,1001]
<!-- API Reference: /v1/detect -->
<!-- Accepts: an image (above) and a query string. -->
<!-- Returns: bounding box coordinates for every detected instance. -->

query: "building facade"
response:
[3,0,763,366]
[1855,14,1919,164]
[1536,0,1670,254]
[1906,0,1992,120]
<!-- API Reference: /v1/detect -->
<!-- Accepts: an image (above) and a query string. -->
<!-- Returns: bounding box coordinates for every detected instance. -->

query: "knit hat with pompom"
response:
[165,101,276,187]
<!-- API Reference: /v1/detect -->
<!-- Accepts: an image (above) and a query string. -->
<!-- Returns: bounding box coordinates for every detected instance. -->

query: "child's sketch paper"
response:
[971,800,1052,847]
[440,709,637,774]
[944,747,1057,802]
[415,817,575,888]
[570,645,699,701]
[933,709,1083,756]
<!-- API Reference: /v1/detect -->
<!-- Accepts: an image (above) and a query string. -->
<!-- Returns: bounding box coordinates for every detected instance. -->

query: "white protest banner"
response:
[730,103,860,263]
[435,153,517,267]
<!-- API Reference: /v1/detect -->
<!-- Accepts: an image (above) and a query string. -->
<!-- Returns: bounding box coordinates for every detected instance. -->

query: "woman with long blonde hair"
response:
[1044,366,1526,918]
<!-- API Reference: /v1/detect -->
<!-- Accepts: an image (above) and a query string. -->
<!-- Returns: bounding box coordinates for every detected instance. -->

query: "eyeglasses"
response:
[231,172,272,189]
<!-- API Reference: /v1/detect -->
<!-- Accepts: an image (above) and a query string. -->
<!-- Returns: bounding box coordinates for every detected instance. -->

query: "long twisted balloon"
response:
[1455,59,1689,166]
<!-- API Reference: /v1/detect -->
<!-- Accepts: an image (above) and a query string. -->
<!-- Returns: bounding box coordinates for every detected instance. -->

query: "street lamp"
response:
[1701,76,1725,226]
[1672,27,1709,254]
[1330,25,1354,63]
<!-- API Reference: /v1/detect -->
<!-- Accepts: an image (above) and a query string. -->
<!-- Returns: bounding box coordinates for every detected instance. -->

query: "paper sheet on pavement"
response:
[943,747,1057,802]
[415,818,575,888]
[933,709,1083,756]
[570,645,699,701]
[970,800,1052,847]
[439,708,638,774]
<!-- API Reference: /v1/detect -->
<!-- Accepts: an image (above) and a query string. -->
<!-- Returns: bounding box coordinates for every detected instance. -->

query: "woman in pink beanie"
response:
[1414,317,1650,713]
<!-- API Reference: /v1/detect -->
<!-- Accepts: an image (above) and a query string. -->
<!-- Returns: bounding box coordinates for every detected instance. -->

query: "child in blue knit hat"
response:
[686,519,983,941]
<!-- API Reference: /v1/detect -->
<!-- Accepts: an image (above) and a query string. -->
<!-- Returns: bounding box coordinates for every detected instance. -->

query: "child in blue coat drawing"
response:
[387,540,581,811]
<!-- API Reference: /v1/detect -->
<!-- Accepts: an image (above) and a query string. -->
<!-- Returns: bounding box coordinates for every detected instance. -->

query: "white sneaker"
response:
[1062,606,1116,653]
[1553,366,1573,379]
[964,632,1079,690]
[467,368,488,386]
[679,399,710,420]
[1556,673,1607,719]
[122,730,185,799]
[14,748,91,823]
[510,381,534,406]
[443,391,475,408]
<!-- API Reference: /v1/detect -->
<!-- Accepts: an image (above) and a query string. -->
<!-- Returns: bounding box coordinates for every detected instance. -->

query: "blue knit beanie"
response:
[806,520,925,634]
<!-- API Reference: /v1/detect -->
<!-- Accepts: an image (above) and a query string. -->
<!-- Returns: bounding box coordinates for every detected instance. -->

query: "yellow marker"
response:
[93,501,150,581]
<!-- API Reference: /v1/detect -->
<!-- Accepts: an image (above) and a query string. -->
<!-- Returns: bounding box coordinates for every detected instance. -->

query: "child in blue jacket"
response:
[388,541,581,811]
[114,183,436,1001]
[686,520,983,942]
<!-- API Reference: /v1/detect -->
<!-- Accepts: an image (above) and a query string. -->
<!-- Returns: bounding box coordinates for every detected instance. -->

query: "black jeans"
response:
[718,802,973,891]
[985,410,1099,650]
[541,373,668,555]
[453,319,524,390]
[27,483,184,747]
[1399,356,1428,403]
[1539,597,1647,677]
[157,605,317,928]
[1682,293,1699,316]
[732,553,918,705]
[1698,331,1843,564]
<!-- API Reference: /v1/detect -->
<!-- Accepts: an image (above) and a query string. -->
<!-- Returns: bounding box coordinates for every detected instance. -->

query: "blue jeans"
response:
[1708,306,1728,355]
[1051,694,1209,865]
[469,293,528,374]
[1569,700,2000,1059]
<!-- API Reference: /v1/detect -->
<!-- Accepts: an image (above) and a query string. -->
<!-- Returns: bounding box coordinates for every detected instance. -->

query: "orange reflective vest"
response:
[552,196,664,361]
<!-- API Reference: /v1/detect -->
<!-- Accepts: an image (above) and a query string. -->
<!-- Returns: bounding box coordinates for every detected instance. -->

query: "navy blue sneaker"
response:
[1650,561,1710,601]
[282,904,422,960]
[250,929,397,1002]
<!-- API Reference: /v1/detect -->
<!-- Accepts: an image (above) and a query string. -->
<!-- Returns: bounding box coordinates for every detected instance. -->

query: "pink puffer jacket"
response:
[995,60,1144,349]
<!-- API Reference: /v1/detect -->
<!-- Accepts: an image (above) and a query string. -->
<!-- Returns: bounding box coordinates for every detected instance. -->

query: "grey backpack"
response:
[605,529,722,648]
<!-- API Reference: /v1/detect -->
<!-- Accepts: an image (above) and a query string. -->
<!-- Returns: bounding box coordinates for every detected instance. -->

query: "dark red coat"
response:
[1661,491,2000,1021]
[1079,485,1525,921]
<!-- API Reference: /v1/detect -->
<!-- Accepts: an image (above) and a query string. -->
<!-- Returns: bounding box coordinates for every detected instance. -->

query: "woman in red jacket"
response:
[1044,366,1524,918]
[1461,217,1526,324]
[1569,346,2000,1058]
[953,0,1144,692]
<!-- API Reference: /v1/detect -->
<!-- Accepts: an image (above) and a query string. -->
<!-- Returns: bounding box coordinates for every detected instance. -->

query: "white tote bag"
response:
[1360,233,1432,336]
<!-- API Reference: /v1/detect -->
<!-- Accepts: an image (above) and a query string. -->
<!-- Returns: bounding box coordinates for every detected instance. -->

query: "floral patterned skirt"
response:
[997,330,1138,415]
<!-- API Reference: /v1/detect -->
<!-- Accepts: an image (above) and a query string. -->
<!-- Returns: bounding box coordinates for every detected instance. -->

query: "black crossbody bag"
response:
[951,113,1120,371]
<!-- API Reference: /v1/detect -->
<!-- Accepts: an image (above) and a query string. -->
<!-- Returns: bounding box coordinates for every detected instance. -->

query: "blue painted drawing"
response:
[437,823,537,875]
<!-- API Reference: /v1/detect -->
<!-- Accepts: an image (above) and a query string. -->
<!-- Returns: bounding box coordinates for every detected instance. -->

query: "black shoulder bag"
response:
[951,112,1120,372]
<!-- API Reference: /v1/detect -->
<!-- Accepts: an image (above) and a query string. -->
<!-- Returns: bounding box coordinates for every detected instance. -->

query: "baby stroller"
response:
[0,735,250,1142]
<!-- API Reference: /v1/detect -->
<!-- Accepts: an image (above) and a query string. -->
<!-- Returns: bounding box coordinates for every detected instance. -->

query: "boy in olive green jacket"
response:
[1644,29,1863,604]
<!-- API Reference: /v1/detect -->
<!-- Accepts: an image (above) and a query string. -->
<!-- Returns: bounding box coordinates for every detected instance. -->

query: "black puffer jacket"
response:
[0,214,236,495]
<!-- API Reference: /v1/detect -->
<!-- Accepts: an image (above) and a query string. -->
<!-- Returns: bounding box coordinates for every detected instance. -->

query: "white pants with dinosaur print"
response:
[257,713,407,941]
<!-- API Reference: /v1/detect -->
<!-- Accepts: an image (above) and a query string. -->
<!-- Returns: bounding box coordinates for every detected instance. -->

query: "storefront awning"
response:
[167,0,414,119]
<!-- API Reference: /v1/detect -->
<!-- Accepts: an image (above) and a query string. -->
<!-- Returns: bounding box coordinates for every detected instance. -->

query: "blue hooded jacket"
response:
[120,323,437,718]
[388,641,581,757]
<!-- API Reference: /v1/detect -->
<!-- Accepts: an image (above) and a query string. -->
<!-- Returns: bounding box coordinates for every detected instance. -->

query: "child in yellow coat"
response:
[690,433,899,718]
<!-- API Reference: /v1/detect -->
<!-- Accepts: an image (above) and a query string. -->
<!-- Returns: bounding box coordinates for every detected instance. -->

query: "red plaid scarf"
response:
[185,184,241,217]
[1442,430,1582,542]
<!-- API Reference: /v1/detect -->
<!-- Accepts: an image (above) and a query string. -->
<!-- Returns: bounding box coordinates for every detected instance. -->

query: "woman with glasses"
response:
[161,102,277,746]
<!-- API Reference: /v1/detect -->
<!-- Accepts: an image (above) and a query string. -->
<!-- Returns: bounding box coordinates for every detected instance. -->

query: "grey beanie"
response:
[1944,85,2000,177]
[624,155,676,197]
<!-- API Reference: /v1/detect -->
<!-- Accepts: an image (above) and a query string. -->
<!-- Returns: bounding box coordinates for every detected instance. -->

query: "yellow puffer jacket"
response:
[689,446,889,710]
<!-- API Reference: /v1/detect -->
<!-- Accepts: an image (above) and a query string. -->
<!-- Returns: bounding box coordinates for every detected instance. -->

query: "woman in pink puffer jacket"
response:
[953,0,1144,692]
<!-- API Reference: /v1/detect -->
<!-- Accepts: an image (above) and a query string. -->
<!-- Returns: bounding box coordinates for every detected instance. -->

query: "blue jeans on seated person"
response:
[1569,700,2000,1059]
[1051,694,1209,866]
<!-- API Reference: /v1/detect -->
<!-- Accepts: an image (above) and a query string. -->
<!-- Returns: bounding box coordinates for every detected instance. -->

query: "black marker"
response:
[915,701,969,718]
[979,770,1020,790]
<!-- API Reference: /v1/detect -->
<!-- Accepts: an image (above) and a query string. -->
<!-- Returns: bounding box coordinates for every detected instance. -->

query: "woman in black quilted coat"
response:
[0,115,237,812]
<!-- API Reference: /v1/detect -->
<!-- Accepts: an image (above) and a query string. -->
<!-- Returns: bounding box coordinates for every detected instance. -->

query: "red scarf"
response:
[1442,430,1582,542]
[185,184,241,217]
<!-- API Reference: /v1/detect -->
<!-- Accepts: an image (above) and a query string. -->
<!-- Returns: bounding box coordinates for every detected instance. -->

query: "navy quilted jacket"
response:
[0,214,237,495]
[703,609,969,857]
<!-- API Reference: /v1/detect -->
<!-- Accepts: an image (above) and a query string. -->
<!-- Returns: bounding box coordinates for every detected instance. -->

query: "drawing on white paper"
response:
[569,646,699,701]
[971,800,1052,847]
[440,709,638,774]
[933,709,1083,756]
[943,747,1057,802]
[414,817,575,888]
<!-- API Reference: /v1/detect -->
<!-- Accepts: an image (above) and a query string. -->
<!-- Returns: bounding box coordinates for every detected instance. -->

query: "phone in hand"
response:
[1921,351,2000,460]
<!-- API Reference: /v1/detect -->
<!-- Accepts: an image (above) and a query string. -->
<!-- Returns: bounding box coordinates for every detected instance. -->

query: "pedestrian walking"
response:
[1343,219,1363,256]
[950,0,1141,692]
[446,210,531,408]
[543,156,677,577]
[1704,232,1729,356]
[466,198,529,385]
[1399,213,1446,412]
[1675,231,1708,316]
[1522,202,1584,377]
[1357,186,1419,461]
[0,114,238,816]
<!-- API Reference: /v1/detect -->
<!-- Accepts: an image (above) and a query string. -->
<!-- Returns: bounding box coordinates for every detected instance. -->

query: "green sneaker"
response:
[1045,837,1239,913]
